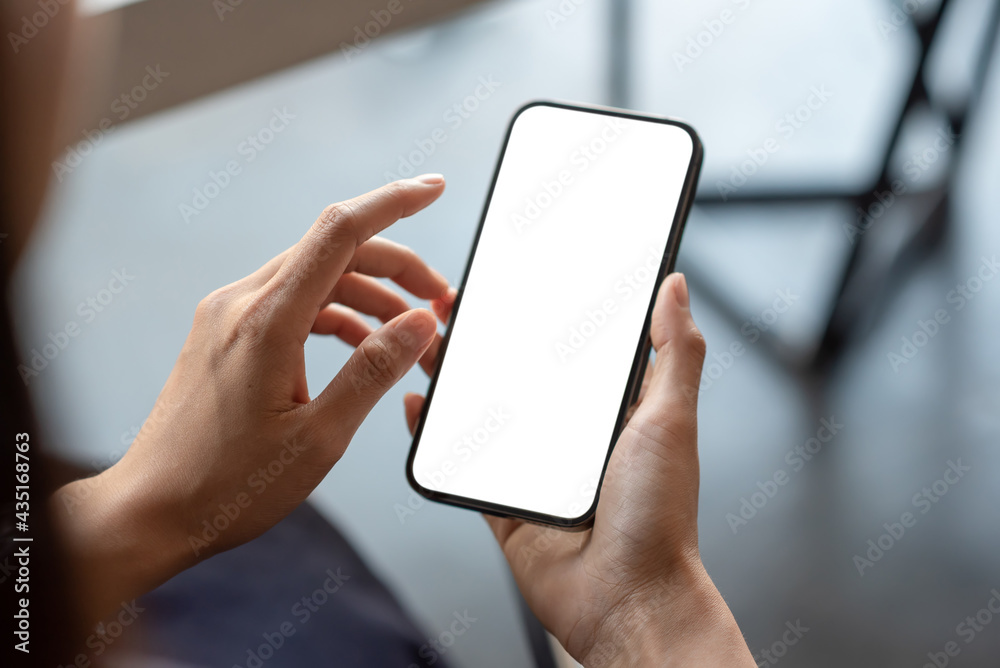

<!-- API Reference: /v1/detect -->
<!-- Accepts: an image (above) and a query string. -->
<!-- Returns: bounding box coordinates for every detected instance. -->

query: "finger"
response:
[483,514,523,546]
[306,308,438,458]
[330,274,444,376]
[270,176,445,327]
[346,237,451,302]
[629,273,705,442]
[418,331,445,377]
[431,286,458,324]
[310,304,373,347]
[331,273,412,324]
[420,286,458,376]
[404,393,424,435]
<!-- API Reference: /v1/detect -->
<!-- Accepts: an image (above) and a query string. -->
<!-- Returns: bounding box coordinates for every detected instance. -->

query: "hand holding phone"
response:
[404,275,756,667]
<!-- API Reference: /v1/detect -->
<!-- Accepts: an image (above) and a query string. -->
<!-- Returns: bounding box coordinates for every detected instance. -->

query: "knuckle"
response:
[192,283,279,354]
[355,336,401,389]
[686,326,707,361]
[384,180,410,201]
[194,286,234,323]
[628,409,694,451]
[317,201,362,247]
[319,201,352,228]
[194,296,217,323]
[224,290,278,348]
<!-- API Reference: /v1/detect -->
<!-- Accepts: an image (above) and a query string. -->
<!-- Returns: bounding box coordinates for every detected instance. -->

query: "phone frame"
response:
[406,99,704,529]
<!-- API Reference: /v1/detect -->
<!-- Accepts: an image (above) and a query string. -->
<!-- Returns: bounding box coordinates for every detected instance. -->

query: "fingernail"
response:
[673,273,689,308]
[443,286,458,302]
[414,173,444,185]
[396,309,437,343]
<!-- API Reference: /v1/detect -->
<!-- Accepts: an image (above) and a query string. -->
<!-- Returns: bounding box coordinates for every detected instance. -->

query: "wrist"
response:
[580,561,755,667]
[52,462,194,621]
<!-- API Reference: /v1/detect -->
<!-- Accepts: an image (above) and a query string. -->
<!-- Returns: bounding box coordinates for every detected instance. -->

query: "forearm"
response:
[50,463,193,623]
[581,567,756,667]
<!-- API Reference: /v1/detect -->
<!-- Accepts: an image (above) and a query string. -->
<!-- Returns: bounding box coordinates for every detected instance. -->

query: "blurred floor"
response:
[13,0,1000,666]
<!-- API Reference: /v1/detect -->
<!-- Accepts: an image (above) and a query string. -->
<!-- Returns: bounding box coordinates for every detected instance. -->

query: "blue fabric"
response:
[135,503,443,668]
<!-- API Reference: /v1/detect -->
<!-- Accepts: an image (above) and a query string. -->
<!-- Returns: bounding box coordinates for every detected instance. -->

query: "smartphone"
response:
[406,100,703,529]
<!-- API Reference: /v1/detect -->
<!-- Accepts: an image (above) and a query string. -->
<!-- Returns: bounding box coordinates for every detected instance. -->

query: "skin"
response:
[3,0,755,664]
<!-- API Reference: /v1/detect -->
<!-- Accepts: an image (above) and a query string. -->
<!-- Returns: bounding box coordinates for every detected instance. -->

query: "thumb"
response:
[598,273,705,568]
[309,309,437,452]
[630,273,705,443]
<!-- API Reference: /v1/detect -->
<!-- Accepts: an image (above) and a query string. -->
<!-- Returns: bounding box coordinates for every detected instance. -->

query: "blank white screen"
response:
[412,104,694,520]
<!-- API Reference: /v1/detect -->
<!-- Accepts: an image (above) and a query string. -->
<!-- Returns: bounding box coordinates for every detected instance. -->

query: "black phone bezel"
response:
[405,99,704,530]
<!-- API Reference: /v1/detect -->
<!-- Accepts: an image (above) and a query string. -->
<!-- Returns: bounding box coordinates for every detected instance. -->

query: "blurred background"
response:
[12,0,1000,665]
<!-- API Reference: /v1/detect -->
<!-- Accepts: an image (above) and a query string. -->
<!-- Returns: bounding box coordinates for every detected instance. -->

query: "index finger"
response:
[269,175,445,326]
